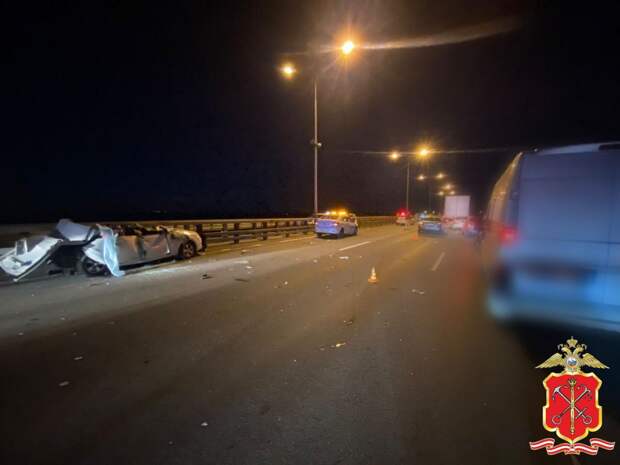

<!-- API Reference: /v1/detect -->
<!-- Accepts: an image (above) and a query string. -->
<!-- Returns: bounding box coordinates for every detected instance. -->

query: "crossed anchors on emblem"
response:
[529,337,615,456]
[550,378,592,432]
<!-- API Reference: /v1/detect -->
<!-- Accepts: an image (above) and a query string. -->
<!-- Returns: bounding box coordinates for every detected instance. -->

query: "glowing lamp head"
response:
[389,151,400,161]
[417,174,426,181]
[341,40,355,55]
[418,147,431,158]
[280,63,296,78]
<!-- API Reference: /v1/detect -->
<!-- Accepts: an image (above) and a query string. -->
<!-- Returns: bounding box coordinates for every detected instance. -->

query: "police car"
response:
[315,211,358,238]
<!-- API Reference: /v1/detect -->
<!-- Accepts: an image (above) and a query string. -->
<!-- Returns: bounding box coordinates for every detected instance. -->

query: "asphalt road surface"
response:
[2,225,620,465]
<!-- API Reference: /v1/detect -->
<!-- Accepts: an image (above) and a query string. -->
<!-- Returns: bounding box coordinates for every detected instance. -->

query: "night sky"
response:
[5,0,620,222]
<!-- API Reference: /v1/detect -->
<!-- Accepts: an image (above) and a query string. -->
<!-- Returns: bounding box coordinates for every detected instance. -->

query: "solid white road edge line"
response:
[431,251,445,272]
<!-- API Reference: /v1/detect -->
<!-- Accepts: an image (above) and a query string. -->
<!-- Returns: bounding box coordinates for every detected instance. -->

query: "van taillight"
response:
[500,225,518,245]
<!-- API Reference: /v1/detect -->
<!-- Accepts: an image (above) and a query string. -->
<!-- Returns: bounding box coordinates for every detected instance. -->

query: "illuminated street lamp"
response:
[449,190,456,195]
[414,145,433,209]
[436,172,445,180]
[280,63,296,79]
[417,146,431,159]
[437,191,445,196]
[417,174,426,181]
[389,151,400,161]
[278,39,356,216]
[341,40,355,55]
[443,183,453,190]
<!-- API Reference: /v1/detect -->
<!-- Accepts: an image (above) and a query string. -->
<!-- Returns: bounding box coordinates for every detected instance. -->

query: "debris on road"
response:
[312,259,318,263]
[245,265,253,270]
[331,342,347,348]
[339,256,350,260]
[368,267,379,283]
[58,381,70,387]
[201,421,209,427]
[411,289,426,295]
[235,278,250,283]
[235,260,250,264]
[202,273,213,279]
[73,356,84,361]
[344,317,355,326]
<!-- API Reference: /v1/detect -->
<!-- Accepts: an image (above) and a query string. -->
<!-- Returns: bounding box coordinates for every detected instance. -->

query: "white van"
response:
[481,142,620,330]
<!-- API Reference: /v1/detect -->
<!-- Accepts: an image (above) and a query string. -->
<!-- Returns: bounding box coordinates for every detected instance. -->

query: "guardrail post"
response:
[262,221,268,240]
[233,222,240,244]
[284,221,290,238]
[196,224,206,250]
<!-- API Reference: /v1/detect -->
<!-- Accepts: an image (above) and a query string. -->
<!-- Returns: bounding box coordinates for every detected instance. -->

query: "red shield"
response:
[543,372,603,443]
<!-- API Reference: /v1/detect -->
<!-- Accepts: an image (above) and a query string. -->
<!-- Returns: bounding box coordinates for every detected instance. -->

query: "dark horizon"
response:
[5,0,620,223]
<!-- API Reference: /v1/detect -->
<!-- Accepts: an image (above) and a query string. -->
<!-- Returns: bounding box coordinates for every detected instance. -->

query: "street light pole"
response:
[426,158,432,211]
[406,160,410,212]
[313,78,319,217]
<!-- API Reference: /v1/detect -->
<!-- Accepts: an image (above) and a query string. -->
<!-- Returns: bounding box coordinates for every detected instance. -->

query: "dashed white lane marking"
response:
[431,251,445,272]
[279,236,311,243]
[338,241,372,252]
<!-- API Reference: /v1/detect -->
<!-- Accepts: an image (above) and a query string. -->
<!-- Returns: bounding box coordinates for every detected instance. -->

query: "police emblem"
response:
[530,337,615,455]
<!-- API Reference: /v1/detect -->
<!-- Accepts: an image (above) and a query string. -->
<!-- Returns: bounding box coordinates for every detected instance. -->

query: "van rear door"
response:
[504,150,617,305]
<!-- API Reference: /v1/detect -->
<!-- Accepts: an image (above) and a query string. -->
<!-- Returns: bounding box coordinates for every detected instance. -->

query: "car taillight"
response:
[500,225,518,245]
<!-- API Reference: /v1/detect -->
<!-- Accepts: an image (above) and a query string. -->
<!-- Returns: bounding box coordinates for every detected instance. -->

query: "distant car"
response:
[481,142,620,330]
[418,215,444,235]
[315,211,358,238]
[449,217,467,230]
[395,210,412,226]
[462,216,481,237]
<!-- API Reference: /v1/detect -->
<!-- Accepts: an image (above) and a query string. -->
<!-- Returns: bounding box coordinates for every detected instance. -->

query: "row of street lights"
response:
[280,39,457,215]
[388,147,457,211]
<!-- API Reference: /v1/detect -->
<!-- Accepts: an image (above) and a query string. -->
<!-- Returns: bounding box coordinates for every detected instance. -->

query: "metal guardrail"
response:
[0,216,396,250]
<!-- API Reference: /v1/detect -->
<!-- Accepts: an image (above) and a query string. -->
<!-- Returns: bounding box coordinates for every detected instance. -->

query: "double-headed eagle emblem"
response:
[535,336,608,374]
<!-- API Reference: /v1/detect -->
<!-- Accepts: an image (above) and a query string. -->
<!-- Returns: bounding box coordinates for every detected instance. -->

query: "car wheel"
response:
[81,257,107,276]
[338,228,345,239]
[178,240,197,260]
[316,233,323,238]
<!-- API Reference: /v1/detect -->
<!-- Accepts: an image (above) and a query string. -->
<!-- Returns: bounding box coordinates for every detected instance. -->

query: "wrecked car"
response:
[0,219,203,281]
